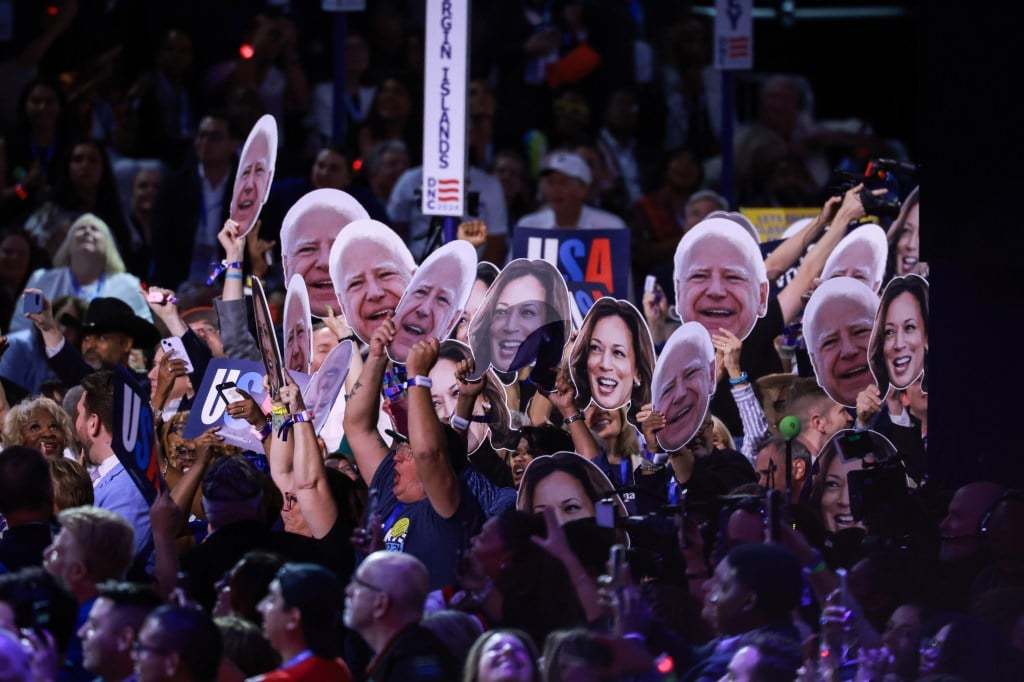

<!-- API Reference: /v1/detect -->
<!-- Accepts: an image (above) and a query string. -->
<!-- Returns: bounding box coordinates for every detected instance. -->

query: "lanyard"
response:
[69,270,105,301]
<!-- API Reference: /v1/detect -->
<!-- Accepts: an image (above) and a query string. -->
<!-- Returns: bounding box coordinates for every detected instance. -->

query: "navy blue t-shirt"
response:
[371,451,485,590]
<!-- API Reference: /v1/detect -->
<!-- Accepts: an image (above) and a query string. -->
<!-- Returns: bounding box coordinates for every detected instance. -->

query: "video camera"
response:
[595,493,691,586]
[830,157,919,219]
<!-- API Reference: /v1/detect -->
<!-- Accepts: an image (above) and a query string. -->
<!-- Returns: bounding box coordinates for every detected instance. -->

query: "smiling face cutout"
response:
[230,114,277,237]
[673,218,769,341]
[329,219,415,343]
[282,188,370,318]
[387,241,476,363]
[467,259,572,380]
[568,298,654,417]
[804,277,879,407]
[651,322,716,452]
[283,275,312,374]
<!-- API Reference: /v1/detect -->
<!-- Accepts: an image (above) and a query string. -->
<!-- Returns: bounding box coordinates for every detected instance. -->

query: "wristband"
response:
[252,421,273,441]
[405,375,433,389]
[276,410,315,441]
[450,415,470,431]
[225,272,243,280]
[206,260,245,286]
[728,371,749,385]
[563,413,585,426]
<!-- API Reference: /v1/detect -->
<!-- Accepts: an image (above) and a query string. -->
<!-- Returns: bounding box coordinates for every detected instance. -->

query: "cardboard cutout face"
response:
[251,276,286,399]
[427,340,512,455]
[651,322,716,452]
[329,219,415,343]
[516,451,626,528]
[568,298,654,416]
[387,241,477,363]
[281,188,370,318]
[230,114,277,237]
[467,259,572,380]
[673,217,769,341]
[821,224,888,294]
[804,277,880,408]
[283,275,312,374]
[869,274,929,394]
[301,339,354,435]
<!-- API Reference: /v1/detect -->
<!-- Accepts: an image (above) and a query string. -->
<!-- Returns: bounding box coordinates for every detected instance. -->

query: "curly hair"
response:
[2,396,75,454]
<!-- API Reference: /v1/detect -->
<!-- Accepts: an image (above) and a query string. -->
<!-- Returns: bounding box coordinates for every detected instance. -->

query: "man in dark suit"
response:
[151,112,239,289]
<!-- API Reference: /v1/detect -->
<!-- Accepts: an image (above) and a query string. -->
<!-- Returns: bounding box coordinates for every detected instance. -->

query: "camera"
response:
[830,157,919,220]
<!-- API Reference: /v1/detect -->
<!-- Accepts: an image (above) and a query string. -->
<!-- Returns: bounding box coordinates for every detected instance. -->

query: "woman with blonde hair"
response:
[10,213,152,331]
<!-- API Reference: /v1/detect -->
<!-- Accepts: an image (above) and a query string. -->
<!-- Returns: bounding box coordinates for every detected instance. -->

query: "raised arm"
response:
[762,197,838,280]
[280,377,338,538]
[405,339,461,518]
[776,185,878,324]
[547,367,601,459]
[342,318,394,487]
[217,219,247,302]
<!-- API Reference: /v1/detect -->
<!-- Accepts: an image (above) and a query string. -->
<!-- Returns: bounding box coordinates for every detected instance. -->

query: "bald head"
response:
[362,551,429,618]
[939,481,1006,562]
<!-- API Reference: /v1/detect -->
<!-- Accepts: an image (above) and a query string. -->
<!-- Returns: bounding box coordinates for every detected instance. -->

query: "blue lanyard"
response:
[282,650,313,670]
[620,459,630,487]
[668,477,679,505]
[69,270,105,301]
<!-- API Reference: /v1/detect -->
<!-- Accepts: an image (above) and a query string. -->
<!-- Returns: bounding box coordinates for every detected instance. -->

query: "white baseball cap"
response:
[540,151,592,187]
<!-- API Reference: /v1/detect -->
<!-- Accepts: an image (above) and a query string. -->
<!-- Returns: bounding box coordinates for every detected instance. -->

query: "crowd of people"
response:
[0,3,1007,682]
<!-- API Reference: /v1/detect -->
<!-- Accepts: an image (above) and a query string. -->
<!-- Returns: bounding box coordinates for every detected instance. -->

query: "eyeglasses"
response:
[351,575,384,593]
[132,640,171,656]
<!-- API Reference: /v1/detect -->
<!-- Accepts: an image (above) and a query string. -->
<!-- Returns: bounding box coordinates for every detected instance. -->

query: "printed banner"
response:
[512,227,630,319]
[740,207,820,243]
[421,0,468,216]
[714,0,753,71]
[184,359,310,450]
[112,366,160,504]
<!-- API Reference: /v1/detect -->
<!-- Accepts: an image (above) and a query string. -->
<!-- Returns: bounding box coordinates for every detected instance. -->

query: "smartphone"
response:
[23,291,43,314]
[607,544,626,589]
[644,275,657,293]
[595,498,617,529]
[160,337,194,373]
[216,381,245,405]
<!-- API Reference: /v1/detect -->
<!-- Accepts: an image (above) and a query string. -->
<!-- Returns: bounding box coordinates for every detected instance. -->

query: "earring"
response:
[634,378,641,388]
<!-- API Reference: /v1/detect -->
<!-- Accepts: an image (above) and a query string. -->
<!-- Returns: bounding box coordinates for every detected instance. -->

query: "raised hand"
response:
[405,338,440,377]
[217,219,245,262]
[369,316,396,361]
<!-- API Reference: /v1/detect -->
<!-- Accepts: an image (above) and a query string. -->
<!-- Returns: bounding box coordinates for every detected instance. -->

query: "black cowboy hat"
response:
[81,297,161,349]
